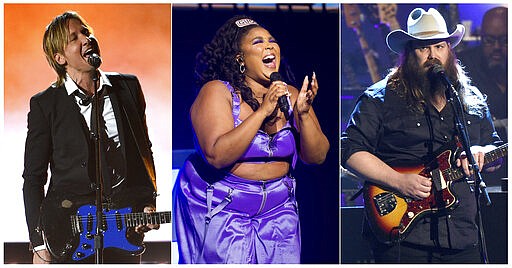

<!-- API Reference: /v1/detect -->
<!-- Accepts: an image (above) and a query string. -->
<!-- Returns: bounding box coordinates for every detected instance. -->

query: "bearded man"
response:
[341,7,504,263]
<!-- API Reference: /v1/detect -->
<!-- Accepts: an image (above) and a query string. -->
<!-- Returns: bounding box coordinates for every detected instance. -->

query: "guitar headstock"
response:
[377,4,400,31]
[343,4,362,30]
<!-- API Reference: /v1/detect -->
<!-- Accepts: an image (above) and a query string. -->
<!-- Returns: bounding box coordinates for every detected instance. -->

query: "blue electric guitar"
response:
[39,195,171,262]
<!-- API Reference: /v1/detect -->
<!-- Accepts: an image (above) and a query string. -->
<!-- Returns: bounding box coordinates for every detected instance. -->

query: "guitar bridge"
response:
[373,192,397,216]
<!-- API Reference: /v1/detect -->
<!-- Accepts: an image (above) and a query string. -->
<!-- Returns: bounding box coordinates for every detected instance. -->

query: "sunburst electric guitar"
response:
[364,141,507,244]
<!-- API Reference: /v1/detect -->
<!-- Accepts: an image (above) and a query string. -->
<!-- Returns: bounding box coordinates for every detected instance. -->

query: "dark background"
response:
[341,3,506,190]
[341,4,507,264]
[172,4,340,264]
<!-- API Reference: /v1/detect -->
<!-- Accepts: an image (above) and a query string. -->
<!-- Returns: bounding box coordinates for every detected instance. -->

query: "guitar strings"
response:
[69,212,172,224]
[70,214,171,220]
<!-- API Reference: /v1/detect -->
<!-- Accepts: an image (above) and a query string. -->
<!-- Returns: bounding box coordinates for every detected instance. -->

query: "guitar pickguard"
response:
[396,149,460,238]
[71,205,144,261]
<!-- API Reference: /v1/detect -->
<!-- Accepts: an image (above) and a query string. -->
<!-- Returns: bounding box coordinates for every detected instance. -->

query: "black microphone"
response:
[431,64,457,99]
[430,64,452,88]
[88,53,102,69]
[270,72,290,120]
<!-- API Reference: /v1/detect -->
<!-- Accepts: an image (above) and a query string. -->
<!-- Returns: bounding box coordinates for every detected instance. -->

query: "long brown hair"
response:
[386,41,487,117]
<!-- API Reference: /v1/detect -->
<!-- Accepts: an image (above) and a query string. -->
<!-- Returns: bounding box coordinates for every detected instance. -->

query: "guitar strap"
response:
[423,104,435,161]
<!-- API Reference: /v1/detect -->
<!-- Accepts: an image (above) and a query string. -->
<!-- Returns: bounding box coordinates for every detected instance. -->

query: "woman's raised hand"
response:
[296,72,318,115]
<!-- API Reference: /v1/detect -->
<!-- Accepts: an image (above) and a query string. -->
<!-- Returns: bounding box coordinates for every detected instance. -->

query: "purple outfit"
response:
[173,81,301,263]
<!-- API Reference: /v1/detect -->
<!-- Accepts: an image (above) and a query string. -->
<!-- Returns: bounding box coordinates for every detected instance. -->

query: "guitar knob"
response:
[76,252,84,258]
[82,243,91,250]
[407,211,414,218]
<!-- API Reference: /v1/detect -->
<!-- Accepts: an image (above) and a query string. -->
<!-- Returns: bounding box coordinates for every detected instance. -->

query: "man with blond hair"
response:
[23,11,159,264]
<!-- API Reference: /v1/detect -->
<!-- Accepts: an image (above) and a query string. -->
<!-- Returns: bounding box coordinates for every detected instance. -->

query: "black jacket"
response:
[22,73,157,247]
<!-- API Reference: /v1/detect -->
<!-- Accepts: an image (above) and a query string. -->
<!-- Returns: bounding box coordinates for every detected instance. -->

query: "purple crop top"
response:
[222,81,298,168]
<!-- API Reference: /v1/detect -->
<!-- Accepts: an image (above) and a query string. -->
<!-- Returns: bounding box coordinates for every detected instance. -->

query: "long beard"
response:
[411,59,446,102]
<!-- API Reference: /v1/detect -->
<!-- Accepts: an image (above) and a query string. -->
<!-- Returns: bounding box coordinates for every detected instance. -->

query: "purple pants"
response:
[172,156,301,264]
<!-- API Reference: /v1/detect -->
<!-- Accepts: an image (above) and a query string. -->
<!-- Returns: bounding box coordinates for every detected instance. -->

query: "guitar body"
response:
[39,193,145,263]
[39,193,91,262]
[363,165,458,244]
[363,142,508,244]
[363,147,461,244]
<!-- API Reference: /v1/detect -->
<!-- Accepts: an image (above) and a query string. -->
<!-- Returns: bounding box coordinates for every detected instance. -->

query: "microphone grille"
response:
[270,72,282,83]
[431,64,445,75]
[87,53,102,69]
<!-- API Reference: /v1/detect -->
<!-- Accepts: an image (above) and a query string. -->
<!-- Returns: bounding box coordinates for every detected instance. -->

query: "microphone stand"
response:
[91,68,104,264]
[441,74,490,264]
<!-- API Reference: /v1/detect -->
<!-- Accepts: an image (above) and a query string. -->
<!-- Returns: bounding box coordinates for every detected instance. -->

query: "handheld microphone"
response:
[270,72,290,120]
[88,53,102,69]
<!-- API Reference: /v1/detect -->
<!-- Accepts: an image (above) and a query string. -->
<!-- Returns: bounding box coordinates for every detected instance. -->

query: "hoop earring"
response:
[236,56,246,74]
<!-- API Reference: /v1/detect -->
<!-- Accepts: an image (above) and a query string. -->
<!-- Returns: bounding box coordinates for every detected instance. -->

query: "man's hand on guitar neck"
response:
[134,205,160,234]
[33,248,51,264]
[456,145,501,176]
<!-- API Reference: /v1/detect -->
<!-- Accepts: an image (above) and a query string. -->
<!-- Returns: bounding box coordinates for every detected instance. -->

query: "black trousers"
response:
[372,242,482,264]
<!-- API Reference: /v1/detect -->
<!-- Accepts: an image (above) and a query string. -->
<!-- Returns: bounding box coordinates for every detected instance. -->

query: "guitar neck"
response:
[445,143,508,181]
[355,30,381,83]
[124,211,172,227]
[387,18,400,32]
[377,4,401,32]
[484,143,508,165]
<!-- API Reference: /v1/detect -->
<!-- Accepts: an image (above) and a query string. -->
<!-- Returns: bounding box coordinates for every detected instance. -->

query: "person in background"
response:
[458,6,508,186]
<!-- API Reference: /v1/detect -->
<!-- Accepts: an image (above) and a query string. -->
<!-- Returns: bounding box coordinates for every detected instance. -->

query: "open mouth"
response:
[262,54,276,68]
[83,48,95,59]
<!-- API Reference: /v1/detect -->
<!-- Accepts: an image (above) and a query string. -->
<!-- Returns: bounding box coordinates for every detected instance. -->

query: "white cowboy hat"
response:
[386,7,465,54]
